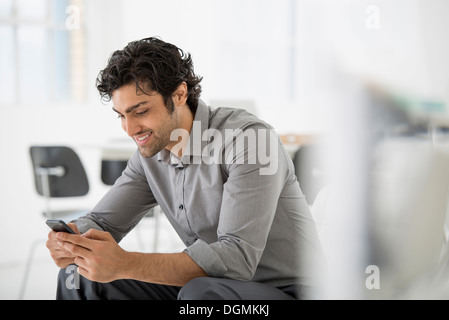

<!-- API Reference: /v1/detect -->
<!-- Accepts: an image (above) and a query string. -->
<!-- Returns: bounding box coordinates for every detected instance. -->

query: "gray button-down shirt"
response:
[75,100,325,288]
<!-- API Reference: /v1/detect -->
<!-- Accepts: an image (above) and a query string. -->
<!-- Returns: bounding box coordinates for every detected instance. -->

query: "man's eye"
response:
[117,114,124,119]
[136,110,148,117]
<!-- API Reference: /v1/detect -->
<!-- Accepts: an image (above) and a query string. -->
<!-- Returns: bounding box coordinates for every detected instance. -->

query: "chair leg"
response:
[153,206,160,253]
[135,207,160,253]
[18,239,44,299]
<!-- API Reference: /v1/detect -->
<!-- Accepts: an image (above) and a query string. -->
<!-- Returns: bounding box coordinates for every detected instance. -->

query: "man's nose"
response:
[123,118,141,137]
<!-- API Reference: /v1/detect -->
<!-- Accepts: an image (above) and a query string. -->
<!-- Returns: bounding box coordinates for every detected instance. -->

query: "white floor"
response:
[0,213,185,300]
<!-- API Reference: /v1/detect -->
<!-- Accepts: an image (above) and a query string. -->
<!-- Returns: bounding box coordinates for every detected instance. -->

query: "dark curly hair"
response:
[96,37,203,114]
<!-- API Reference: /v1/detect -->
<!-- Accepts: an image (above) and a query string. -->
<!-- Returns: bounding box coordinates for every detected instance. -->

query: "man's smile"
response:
[134,131,153,146]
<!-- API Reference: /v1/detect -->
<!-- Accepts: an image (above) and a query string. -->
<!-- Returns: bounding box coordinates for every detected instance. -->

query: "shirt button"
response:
[179,204,184,210]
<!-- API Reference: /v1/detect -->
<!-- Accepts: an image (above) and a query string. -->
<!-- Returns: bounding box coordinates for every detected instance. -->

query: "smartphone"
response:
[46,219,76,234]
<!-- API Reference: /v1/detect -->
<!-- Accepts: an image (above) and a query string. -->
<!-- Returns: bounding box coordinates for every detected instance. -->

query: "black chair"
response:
[29,145,90,220]
[20,146,90,299]
[292,144,327,205]
[101,159,128,185]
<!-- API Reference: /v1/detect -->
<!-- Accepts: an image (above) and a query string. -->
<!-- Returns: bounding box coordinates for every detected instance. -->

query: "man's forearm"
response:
[120,251,208,287]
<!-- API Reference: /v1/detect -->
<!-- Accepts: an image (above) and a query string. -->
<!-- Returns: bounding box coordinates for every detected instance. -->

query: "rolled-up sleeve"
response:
[184,239,228,277]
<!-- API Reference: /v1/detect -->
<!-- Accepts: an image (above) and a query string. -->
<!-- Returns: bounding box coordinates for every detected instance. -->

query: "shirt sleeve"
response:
[184,125,288,280]
[75,151,157,243]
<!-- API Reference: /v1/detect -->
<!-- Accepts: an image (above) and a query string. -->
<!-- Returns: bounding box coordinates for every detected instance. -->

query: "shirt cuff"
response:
[184,239,228,277]
[73,215,104,234]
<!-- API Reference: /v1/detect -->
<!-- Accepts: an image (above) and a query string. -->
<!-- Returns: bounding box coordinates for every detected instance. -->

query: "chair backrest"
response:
[292,144,326,205]
[101,159,128,185]
[29,146,89,197]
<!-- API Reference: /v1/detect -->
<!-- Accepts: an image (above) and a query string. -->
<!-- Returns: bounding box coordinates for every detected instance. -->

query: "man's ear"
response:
[172,82,188,106]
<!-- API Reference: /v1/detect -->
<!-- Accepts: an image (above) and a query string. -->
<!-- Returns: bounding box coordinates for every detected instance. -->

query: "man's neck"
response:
[166,104,194,158]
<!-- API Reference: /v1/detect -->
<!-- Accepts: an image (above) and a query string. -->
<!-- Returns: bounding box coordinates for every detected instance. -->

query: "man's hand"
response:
[55,229,129,283]
[46,222,80,268]
[49,226,208,287]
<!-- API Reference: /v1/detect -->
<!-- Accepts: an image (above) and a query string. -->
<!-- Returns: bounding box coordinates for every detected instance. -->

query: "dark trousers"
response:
[56,266,299,300]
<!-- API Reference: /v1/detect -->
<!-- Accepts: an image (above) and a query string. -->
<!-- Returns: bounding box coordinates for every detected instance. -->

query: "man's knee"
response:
[57,265,84,300]
[179,277,297,300]
[178,277,231,300]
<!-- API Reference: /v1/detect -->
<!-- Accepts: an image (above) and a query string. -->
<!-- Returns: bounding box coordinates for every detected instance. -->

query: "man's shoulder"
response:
[208,105,272,132]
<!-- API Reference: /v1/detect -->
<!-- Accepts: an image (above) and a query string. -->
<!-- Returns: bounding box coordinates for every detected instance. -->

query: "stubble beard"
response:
[137,110,179,158]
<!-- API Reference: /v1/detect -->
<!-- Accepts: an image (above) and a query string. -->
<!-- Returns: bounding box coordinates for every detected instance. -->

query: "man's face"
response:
[112,83,179,158]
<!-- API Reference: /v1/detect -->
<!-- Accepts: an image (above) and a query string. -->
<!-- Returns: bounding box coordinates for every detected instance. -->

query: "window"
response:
[0,0,85,106]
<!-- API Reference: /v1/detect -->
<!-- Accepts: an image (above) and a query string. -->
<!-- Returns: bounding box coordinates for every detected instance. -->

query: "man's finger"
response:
[54,257,76,269]
[77,265,89,280]
[82,228,112,241]
[57,238,92,258]
[67,222,80,234]
[74,256,88,269]
[48,230,59,241]
[47,241,75,256]
[56,232,95,250]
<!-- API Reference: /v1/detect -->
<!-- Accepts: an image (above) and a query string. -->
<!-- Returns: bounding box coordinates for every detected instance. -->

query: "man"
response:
[47,37,325,300]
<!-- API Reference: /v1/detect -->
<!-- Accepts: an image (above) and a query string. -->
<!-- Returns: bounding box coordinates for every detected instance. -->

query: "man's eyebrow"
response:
[112,101,148,114]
